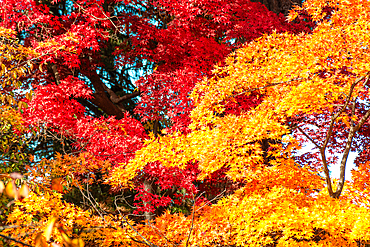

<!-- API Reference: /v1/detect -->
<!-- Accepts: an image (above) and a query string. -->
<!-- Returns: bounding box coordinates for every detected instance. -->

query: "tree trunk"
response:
[143,179,154,223]
[251,0,303,16]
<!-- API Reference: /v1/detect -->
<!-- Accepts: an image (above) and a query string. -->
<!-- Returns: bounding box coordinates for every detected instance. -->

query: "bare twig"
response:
[76,182,106,222]
[123,215,155,247]
[147,219,174,247]
[115,194,137,209]
[196,189,225,212]
[185,194,196,247]
[114,196,156,247]
[297,126,321,149]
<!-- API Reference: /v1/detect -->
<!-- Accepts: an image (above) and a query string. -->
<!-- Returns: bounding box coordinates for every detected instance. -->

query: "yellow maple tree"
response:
[108,0,370,245]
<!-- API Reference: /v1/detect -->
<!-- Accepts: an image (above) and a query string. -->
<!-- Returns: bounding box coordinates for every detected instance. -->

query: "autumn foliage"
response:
[2,0,370,246]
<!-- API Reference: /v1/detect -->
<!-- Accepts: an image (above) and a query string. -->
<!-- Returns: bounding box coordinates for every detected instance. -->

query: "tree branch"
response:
[355,105,370,132]
[51,64,61,84]
[320,74,370,197]
[102,83,141,104]
[297,126,321,149]
[185,194,196,247]
[0,233,33,247]
[332,74,370,198]
[331,73,369,125]
[333,98,357,198]
[76,98,104,117]
[230,77,305,99]
[0,225,21,231]
[296,124,333,195]
[81,70,124,119]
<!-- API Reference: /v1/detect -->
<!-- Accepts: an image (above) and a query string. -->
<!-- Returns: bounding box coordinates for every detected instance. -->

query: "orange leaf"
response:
[71,239,84,247]
[19,183,30,199]
[60,232,72,246]
[51,178,64,193]
[5,180,18,199]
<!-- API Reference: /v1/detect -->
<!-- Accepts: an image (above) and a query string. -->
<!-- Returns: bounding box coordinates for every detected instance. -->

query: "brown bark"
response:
[260,138,279,166]
[298,73,370,199]
[143,180,154,223]
[82,70,124,119]
[102,83,140,104]
[251,0,303,16]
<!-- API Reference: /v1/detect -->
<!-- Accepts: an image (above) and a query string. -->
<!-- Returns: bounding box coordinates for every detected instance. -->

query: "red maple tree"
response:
[1,0,313,218]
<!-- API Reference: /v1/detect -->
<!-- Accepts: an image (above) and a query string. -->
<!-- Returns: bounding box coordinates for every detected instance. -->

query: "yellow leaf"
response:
[44,217,58,241]
[35,232,48,247]
[71,239,84,247]
[60,232,72,246]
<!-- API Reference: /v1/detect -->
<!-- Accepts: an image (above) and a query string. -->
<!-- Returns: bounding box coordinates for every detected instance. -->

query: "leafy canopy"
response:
[2,0,370,246]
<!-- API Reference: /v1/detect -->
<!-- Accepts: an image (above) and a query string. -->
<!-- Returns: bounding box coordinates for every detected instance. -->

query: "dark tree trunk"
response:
[143,179,154,223]
[251,0,303,16]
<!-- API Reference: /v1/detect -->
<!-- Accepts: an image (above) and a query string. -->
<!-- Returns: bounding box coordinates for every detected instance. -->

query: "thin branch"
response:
[123,215,155,247]
[115,194,137,209]
[318,73,370,197]
[196,190,225,212]
[297,126,321,149]
[185,194,197,247]
[228,77,305,100]
[1,44,74,80]
[332,74,370,198]
[76,182,106,222]
[355,74,370,131]
[147,219,173,247]
[114,196,155,247]
[333,97,358,198]
[77,225,116,233]
[0,225,22,231]
[72,0,127,37]
[331,73,369,125]
[0,233,33,247]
